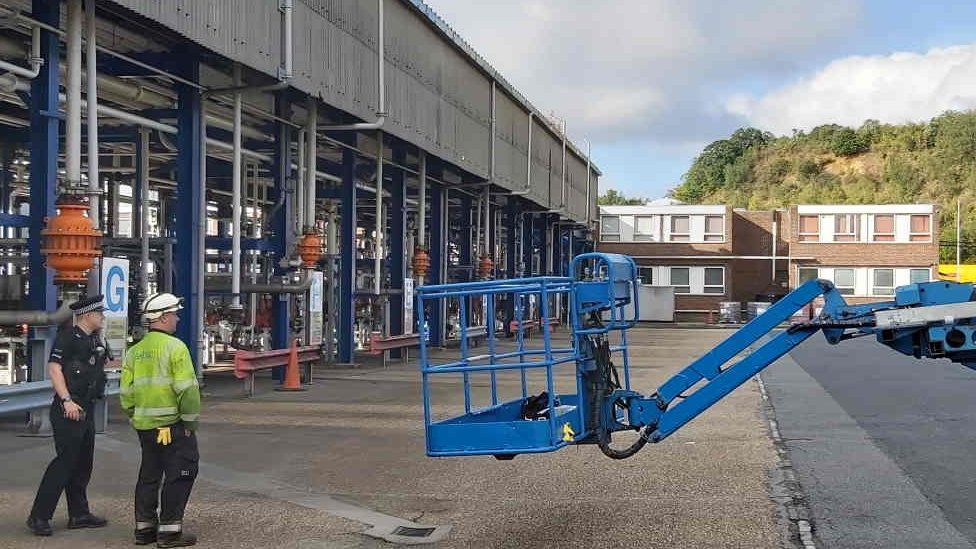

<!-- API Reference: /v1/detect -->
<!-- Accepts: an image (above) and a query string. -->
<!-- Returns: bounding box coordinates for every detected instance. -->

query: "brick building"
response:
[597,203,939,321]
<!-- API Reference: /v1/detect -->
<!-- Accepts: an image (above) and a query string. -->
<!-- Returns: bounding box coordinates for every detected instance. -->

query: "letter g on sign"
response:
[105,266,126,313]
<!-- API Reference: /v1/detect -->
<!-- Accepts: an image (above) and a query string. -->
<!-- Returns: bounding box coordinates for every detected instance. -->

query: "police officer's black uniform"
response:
[27,296,110,536]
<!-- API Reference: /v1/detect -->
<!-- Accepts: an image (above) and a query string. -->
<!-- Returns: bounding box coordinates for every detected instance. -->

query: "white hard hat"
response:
[142,292,184,321]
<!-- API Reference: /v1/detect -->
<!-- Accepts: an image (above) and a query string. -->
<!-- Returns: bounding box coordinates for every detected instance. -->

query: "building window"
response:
[872,214,895,242]
[910,268,930,284]
[910,214,931,242]
[833,268,856,295]
[669,216,690,242]
[634,216,655,242]
[704,215,724,242]
[872,268,895,296]
[637,266,653,285]
[703,267,725,294]
[798,267,819,283]
[799,215,819,242]
[834,214,858,242]
[670,267,690,293]
[600,215,620,241]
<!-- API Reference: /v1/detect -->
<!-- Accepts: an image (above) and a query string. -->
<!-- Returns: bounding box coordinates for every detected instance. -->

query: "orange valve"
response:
[41,201,102,283]
[478,255,494,280]
[297,231,323,267]
[412,248,430,279]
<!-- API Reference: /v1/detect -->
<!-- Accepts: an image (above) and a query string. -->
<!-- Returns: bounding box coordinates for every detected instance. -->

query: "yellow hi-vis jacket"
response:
[120,330,201,431]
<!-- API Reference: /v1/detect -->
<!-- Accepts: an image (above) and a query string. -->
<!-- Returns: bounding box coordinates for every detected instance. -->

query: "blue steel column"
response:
[338,147,357,363]
[504,200,519,335]
[27,0,59,382]
[270,92,293,378]
[174,61,203,369]
[458,195,472,281]
[389,147,406,357]
[521,210,534,278]
[427,181,446,346]
[535,214,549,275]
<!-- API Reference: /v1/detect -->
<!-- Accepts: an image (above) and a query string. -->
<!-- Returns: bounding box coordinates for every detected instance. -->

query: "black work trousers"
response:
[30,402,95,520]
[135,422,198,526]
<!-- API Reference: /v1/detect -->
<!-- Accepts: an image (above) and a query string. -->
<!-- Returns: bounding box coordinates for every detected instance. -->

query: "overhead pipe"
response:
[0,303,73,326]
[205,269,313,294]
[230,64,243,311]
[322,0,386,131]
[66,0,82,188]
[86,0,99,230]
[305,99,317,229]
[0,21,41,79]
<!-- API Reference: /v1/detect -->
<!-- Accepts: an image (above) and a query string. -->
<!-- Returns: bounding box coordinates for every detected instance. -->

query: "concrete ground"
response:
[0,327,783,548]
[762,336,976,548]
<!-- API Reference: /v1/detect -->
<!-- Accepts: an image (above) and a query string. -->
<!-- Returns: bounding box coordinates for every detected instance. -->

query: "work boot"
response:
[26,516,52,536]
[67,513,108,529]
[134,525,158,545]
[156,530,197,548]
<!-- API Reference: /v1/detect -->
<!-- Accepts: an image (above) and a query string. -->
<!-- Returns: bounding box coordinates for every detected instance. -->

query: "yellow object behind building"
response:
[938,264,976,283]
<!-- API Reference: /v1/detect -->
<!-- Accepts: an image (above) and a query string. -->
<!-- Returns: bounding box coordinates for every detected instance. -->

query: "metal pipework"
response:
[0,303,73,326]
[86,0,99,229]
[375,135,384,295]
[296,129,305,231]
[322,0,386,130]
[305,99,317,230]
[584,138,592,226]
[205,269,314,294]
[418,152,427,248]
[66,0,82,187]
[0,20,41,79]
[279,0,294,80]
[230,64,243,311]
[139,128,150,298]
[197,99,208,369]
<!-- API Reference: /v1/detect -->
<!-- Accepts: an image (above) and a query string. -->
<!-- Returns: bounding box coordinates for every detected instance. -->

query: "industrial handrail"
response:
[0,371,120,415]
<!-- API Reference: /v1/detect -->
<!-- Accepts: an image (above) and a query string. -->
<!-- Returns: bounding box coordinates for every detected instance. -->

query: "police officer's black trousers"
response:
[135,423,198,526]
[30,404,95,520]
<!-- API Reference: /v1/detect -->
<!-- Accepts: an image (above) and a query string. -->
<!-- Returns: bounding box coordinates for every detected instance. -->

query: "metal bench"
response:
[233,345,321,396]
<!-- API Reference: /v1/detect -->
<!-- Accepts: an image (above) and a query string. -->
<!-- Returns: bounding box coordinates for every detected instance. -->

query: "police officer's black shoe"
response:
[156,531,196,548]
[134,526,157,545]
[67,513,108,529]
[26,516,52,536]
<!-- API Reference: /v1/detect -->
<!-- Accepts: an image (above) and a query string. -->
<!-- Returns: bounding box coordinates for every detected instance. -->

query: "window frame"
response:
[833,213,858,242]
[798,215,820,242]
[637,266,654,285]
[704,215,725,242]
[798,267,819,284]
[633,215,655,242]
[669,267,691,294]
[871,268,895,296]
[832,268,856,295]
[600,215,620,242]
[668,215,690,242]
[910,268,930,284]
[702,266,726,295]
[909,214,932,242]
[872,214,895,242]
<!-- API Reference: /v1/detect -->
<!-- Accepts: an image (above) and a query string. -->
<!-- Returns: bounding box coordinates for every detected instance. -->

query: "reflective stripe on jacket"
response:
[120,331,200,431]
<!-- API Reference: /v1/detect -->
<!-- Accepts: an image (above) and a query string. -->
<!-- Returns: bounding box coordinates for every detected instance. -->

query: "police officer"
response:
[27,295,113,536]
[120,292,200,547]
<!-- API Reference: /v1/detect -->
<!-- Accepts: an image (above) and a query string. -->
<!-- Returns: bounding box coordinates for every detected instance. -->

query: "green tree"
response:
[598,189,645,205]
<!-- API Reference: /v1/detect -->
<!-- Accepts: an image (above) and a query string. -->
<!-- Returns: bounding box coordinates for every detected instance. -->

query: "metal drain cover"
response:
[392,526,436,538]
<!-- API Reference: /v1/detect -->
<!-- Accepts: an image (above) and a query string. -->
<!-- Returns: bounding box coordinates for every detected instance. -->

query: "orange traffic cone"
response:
[275,338,306,392]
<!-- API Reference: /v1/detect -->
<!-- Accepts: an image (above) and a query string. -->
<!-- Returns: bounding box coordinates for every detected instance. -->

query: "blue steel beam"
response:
[458,195,472,281]
[389,147,407,358]
[271,92,294,370]
[28,0,59,381]
[522,210,534,278]
[173,58,203,371]
[427,181,446,346]
[338,146,357,363]
[504,200,519,335]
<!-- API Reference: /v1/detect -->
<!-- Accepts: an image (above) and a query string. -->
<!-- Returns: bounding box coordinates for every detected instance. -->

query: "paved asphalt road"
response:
[762,335,976,548]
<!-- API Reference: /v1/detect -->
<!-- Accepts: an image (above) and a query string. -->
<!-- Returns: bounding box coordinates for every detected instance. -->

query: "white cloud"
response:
[728,44,976,135]
[422,0,862,142]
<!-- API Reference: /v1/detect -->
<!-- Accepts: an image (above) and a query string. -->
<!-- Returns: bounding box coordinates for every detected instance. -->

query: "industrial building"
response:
[597,203,939,321]
[0,0,599,386]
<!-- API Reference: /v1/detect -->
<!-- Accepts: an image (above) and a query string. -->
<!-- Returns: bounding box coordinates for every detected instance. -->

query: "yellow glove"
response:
[156,426,172,446]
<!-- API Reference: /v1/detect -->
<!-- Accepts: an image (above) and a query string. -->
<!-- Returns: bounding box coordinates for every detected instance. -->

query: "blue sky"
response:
[423,1,976,200]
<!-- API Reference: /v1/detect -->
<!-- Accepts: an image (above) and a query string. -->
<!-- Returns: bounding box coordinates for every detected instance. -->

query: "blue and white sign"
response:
[308,271,324,345]
[100,257,130,360]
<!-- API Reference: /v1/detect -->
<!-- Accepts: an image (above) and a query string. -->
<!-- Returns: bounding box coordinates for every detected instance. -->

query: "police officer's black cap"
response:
[70,295,105,315]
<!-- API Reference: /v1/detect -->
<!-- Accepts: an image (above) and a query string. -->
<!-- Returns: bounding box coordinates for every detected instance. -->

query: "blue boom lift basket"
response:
[415,253,639,457]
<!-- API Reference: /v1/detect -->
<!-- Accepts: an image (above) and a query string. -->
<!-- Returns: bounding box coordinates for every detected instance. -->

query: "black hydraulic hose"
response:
[587,335,648,460]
